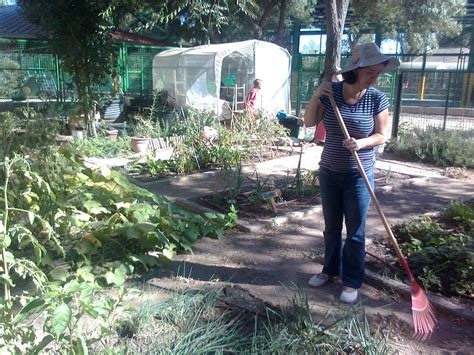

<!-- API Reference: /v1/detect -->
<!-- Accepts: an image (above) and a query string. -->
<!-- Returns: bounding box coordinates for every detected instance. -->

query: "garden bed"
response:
[365,198,474,308]
[196,169,411,219]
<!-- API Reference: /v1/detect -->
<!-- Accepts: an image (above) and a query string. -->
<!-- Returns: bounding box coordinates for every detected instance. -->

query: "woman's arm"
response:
[303,81,331,127]
[343,109,388,151]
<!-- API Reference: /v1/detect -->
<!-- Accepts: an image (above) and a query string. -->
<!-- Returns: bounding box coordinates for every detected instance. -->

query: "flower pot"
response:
[130,137,149,153]
[71,128,84,140]
[106,129,118,140]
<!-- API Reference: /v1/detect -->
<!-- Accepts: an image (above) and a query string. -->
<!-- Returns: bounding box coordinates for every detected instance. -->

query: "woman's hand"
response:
[314,80,333,99]
[343,137,365,151]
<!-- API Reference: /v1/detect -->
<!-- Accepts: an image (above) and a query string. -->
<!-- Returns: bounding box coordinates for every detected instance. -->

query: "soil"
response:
[197,169,410,219]
[144,157,474,354]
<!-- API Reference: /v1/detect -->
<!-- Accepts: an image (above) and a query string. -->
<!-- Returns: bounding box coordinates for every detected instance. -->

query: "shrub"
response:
[393,202,474,296]
[386,125,474,168]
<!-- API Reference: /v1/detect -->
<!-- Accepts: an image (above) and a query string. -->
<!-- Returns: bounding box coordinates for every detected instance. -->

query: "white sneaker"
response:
[308,273,330,287]
[339,288,358,303]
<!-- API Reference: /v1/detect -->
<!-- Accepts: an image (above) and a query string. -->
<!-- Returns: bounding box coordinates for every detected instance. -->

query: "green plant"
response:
[0,112,62,159]
[106,286,389,353]
[387,126,474,168]
[0,147,238,352]
[393,212,473,296]
[130,117,160,138]
[70,136,131,158]
[0,57,24,98]
[0,156,133,353]
[442,200,474,232]
[144,154,170,177]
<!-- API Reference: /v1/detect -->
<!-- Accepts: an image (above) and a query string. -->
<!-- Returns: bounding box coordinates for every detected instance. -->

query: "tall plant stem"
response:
[2,158,11,301]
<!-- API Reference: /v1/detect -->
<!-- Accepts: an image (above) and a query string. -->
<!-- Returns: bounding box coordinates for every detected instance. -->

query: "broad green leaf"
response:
[83,201,109,215]
[105,268,126,286]
[79,283,95,304]
[30,334,55,354]
[77,267,95,284]
[74,240,98,258]
[69,210,92,227]
[0,274,14,287]
[129,254,160,269]
[52,303,72,338]
[162,248,174,260]
[63,280,81,294]
[13,298,47,323]
[0,233,11,248]
[73,334,89,355]
[136,222,157,233]
[49,268,69,282]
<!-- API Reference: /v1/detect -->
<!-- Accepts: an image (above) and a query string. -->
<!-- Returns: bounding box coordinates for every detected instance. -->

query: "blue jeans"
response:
[318,166,374,289]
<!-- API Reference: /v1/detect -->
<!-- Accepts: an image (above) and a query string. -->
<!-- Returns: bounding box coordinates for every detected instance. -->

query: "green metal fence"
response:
[293,51,474,136]
[0,38,171,100]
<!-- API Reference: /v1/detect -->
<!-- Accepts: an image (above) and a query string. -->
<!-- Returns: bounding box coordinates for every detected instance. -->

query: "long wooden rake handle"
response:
[327,95,412,278]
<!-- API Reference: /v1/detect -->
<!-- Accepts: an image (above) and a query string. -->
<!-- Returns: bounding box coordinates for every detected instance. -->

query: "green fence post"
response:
[141,51,144,95]
[295,55,302,116]
[391,71,404,138]
[55,54,62,101]
[443,71,452,131]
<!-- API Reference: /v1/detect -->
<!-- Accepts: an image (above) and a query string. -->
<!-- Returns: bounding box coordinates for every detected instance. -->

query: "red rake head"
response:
[411,279,437,340]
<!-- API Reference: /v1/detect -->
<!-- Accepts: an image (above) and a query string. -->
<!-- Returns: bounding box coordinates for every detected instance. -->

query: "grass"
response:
[99,286,391,354]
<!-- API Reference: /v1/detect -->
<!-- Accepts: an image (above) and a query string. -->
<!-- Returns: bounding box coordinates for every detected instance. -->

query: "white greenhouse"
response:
[152,40,292,118]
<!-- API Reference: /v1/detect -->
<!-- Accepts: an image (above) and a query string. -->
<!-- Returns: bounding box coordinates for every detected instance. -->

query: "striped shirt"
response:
[319,81,389,172]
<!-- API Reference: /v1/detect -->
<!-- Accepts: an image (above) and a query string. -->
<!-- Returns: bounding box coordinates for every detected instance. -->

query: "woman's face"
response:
[355,63,386,88]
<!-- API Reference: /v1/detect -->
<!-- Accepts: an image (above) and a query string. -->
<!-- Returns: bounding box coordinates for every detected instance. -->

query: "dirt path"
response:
[140,151,474,353]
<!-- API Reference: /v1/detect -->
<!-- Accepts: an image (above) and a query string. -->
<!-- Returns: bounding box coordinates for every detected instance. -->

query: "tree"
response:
[350,0,466,53]
[141,0,317,46]
[323,0,349,79]
[18,0,119,128]
[16,0,189,130]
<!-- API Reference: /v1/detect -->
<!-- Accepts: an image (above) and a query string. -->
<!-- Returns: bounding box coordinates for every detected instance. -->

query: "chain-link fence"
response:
[392,69,474,136]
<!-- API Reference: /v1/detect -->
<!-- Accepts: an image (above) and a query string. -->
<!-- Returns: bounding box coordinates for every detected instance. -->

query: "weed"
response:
[392,204,473,296]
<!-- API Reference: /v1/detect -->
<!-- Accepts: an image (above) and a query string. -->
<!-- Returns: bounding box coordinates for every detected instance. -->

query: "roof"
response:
[0,5,44,39]
[0,5,174,47]
[109,31,174,47]
[154,39,291,67]
[412,47,470,64]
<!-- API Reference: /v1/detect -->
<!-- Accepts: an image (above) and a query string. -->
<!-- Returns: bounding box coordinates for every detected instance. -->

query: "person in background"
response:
[245,79,263,112]
[305,68,342,144]
[306,43,399,303]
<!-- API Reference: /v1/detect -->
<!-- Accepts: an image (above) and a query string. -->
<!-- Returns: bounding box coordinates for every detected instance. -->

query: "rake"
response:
[328,95,437,340]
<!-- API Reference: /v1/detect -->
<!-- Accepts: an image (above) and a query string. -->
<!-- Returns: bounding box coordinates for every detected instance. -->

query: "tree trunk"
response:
[253,0,279,39]
[324,0,350,80]
[275,0,288,45]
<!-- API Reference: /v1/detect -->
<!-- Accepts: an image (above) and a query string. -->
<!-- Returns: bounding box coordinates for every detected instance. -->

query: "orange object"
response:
[313,122,326,143]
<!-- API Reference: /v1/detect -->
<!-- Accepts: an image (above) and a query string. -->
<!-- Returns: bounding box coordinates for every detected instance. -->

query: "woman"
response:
[304,43,399,303]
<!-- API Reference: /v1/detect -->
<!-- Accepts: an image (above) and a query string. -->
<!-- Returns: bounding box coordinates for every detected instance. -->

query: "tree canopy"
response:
[350,0,466,53]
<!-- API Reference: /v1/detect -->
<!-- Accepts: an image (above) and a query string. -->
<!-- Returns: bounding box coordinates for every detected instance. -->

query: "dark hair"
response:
[342,59,390,84]
[342,70,357,84]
